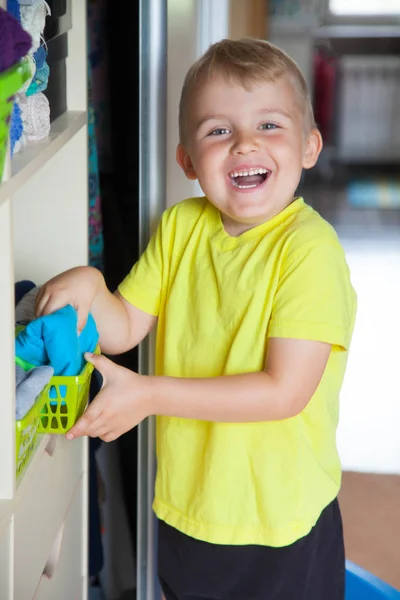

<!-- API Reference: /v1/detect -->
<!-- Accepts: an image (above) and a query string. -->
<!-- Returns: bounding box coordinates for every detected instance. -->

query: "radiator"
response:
[337,55,400,162]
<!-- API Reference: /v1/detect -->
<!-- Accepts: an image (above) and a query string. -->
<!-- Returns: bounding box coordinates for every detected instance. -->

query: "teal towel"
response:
[15,305,99,376]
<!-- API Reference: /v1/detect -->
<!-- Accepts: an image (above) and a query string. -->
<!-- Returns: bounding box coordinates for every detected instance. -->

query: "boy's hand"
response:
[35,266,104,332]
[66,353,152,442]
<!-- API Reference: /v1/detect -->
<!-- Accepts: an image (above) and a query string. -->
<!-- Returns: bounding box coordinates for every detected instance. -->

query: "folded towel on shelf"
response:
[7,0,21,23]
[15,304,99,376]
[13,129,27,154]
[26,55,49,96]
[32,42,45,68]
[19,91,50,141]
[0,6,32,73]
[25,43,49,96]
[10,100,23,156]
[10,55,34,155]
[15,363,53,419]
[18,0,51,54]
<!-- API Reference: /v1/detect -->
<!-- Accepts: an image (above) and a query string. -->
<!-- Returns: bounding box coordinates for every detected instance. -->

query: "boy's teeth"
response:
[231,168,268,178]
[229,167,269,189]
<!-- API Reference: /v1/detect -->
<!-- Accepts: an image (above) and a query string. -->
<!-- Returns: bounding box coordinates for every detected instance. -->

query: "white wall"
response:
[166,0,229,208]
[337,239,400,475]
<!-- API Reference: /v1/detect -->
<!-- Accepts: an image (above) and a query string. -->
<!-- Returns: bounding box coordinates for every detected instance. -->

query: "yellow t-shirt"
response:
[118,196,357,547]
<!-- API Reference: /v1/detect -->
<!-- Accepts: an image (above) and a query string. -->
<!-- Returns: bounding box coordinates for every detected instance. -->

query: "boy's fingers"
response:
[92,426,111,439]
[84,420,109,439]
[66,414,91,439]
[84,353,117,383]
[35,295,67,318]
[66,398,104,440]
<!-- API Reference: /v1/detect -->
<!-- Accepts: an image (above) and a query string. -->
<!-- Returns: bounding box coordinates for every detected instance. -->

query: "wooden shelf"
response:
[314,25,400,39]
[0,111,87,206]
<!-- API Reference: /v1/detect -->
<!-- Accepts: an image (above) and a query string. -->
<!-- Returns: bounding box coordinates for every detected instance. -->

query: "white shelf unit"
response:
[0,1,89,598]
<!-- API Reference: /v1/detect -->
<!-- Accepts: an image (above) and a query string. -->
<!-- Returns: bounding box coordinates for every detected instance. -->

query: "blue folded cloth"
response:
[10,101,23,156]
[33,43,46,69]
[15,305,99,376]
[7,0,21,23]
[26,44,49,96]
[26,59,49,95]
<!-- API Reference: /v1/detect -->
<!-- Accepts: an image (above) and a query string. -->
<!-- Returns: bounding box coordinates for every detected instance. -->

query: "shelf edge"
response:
[0,111,87,207]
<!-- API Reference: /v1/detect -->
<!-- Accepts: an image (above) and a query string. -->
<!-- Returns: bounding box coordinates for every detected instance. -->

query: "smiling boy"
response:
[37,39,357,599]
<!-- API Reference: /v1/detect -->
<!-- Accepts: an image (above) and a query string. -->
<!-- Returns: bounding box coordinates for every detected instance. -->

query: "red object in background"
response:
[313,48,337,144]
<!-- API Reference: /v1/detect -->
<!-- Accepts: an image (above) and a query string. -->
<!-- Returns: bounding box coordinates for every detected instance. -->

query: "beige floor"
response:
[339,471,400,590]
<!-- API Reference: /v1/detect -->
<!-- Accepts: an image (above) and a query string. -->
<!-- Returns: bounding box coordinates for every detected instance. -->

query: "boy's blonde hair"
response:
[179,38,316,144]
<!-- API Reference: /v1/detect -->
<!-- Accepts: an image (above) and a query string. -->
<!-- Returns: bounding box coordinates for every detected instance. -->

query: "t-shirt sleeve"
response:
[268,242,357,351]
[117,217,165,317]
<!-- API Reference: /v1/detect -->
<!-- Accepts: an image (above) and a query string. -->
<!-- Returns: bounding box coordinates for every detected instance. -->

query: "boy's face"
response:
[177,74,322,235]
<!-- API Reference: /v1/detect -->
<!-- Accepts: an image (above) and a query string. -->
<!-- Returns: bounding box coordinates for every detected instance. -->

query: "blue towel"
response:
[33,44,46,69]
[26,59,49,95]
[10,101,23,156]
[15,305,99,376]
[26,44,49,96]
[7,0,21,23]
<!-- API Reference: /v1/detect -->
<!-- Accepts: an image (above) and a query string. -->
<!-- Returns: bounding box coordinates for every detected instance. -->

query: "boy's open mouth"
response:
[229,168,270,189]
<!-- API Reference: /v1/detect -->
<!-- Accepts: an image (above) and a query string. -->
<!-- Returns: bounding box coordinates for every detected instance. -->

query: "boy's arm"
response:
[65,337,331,442]
[93,290,157,355]
[149,337,331,421]
[36,266,157,355]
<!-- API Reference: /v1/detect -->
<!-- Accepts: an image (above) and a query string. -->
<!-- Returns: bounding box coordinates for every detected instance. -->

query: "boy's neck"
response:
[220,197,297,237]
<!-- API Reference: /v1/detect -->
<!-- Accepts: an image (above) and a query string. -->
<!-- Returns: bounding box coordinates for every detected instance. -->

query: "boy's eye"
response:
[259,123,278,130]
[208,128,230,136]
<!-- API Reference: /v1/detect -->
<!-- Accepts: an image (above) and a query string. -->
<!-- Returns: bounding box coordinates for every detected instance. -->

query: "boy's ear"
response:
[302,129,323,170]
[176,144,198,180]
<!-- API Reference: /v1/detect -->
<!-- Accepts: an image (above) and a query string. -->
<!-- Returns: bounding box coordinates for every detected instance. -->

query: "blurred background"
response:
[266,1,400,591]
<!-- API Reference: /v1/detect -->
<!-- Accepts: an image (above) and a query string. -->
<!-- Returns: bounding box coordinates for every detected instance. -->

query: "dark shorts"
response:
[158,499,345,600]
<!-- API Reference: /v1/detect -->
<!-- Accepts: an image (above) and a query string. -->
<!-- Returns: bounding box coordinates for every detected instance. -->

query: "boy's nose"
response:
[231,133,259,155]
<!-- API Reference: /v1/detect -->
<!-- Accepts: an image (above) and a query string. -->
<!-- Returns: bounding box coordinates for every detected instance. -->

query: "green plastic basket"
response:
[15,324,99,434]
[15,384,48,477]
[38,356,97,434]
[0,58,32,181]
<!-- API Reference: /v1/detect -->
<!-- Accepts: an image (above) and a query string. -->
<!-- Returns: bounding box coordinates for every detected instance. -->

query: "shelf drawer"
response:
[14,436,85,600]
[33,478,85,600]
